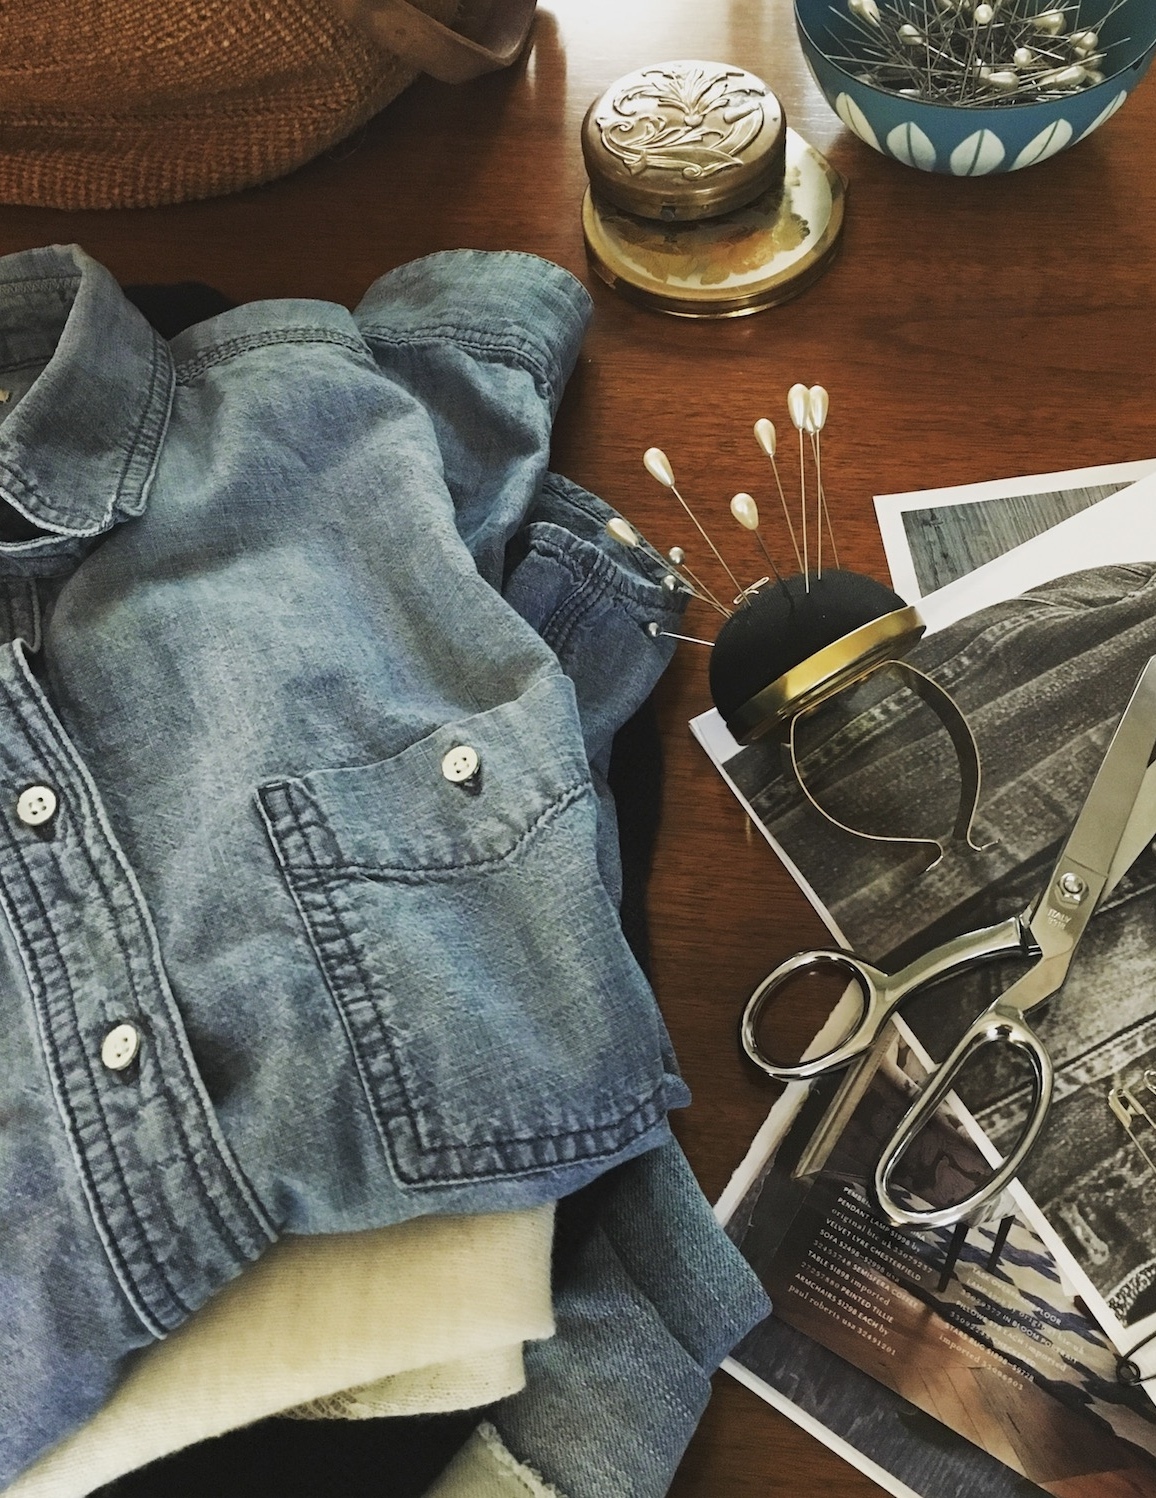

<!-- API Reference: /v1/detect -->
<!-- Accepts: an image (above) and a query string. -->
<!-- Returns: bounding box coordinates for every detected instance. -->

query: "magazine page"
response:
[717,1042,1156,1497]
[874,459,1156,606]
[691,563,1156,1379]
[904,475,1156,635]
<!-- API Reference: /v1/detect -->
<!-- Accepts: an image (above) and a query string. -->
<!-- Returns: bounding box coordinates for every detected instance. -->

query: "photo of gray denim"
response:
[726,562,1156,1327]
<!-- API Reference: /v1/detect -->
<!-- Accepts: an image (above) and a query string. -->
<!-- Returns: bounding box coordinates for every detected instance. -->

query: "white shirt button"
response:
[101,1023,141,1072]
[441,746,480,784]
[16,784,57,827]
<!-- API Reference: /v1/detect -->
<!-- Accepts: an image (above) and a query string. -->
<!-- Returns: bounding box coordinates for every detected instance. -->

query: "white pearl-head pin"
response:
[787,384,810,433]
[973,4,994,24]
[606,517,639,547]
[1037,62,1085,86]
[754,418,777,458]
[1032,9,1066,34]
[755,416,802,572]
[807,386,829,432]
[849,0,882,22]
[730,493,760,531]
[643,447,675,488]
[668,546,686,564]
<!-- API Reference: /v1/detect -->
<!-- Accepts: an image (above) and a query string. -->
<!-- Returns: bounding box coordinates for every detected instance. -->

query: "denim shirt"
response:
[0,244,697,1483]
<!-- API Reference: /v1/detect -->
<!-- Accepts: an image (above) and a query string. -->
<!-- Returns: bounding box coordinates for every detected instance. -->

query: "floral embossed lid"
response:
[581,61,846,317]
[580,60,787,222]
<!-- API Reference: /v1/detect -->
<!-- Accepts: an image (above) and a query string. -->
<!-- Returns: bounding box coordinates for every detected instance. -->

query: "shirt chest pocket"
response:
[257,672,670,1190]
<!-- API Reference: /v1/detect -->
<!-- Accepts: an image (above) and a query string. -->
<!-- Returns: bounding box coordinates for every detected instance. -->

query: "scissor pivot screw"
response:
[1057,872,1088,904]
[1118,1356,1144,1386]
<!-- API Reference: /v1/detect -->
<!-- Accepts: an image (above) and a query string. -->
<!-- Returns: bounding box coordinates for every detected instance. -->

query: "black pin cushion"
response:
[709,570,925,742]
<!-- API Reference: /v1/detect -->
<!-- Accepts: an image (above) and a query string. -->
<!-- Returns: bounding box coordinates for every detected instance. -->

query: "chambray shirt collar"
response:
[0,243,174,545]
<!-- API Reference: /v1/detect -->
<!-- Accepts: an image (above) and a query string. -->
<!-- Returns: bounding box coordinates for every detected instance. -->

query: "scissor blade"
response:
[1040,657,1156,913]
[1105,757,1156,897]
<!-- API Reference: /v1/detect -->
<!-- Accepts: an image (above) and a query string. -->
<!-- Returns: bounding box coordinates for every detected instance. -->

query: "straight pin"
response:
[754,418,803,572]
[646,622,714,647]
[669,546,733,616]
[729,492,784,584]
[787,385,811,591]
[604,518,731,617]
[807,385,839,574]
[606,515,682,580]
[643,447,746,600]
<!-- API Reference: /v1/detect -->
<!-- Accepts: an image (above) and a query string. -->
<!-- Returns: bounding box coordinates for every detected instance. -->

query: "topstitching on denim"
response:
[0,243,695,1486]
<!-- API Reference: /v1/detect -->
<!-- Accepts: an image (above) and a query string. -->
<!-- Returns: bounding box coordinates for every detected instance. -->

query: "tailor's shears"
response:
[742,655,1156,1230]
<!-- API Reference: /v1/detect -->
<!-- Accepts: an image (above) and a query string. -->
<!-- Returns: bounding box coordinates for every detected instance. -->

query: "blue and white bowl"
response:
[795,0,1156,172]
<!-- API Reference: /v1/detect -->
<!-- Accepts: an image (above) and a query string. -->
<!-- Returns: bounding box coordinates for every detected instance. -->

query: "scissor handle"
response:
[741,949,893,1081]
[873,1003,1054,1229]
[741,915,1030,1084]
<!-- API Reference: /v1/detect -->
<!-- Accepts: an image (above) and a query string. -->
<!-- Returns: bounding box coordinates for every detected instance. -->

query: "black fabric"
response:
[606,696,663,981]
[100,1413,480,1498]
[123,282,236,340]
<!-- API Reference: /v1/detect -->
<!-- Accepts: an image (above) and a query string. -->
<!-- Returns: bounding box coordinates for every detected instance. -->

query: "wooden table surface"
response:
[5,3,1155,1493]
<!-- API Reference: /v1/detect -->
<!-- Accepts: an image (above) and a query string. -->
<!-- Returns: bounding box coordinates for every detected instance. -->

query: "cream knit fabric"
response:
[289,1344,525,1421]
[427,1422,568,1498]
[5,1206,554,1498]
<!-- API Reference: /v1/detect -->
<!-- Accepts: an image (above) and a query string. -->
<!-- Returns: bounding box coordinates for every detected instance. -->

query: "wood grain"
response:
[3,2,1154,1490]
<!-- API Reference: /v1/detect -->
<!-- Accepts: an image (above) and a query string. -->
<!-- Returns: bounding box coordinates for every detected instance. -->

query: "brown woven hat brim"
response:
[0,0,459,209]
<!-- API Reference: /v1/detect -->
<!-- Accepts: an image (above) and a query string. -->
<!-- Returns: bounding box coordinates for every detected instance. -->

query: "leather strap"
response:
[330,0,537,83]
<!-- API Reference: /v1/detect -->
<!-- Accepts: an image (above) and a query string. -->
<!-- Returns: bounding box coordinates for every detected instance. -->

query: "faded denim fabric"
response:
[489,1138,772,1498]
[0,244,714,1484]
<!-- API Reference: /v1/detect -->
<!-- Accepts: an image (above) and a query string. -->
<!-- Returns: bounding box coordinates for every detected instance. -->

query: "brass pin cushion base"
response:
[725,602,927,739]
[711,583,987,865]
[787,657,988,868]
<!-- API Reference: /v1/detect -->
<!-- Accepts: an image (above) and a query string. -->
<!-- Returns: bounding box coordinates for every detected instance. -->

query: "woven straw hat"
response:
[0,0,528,209]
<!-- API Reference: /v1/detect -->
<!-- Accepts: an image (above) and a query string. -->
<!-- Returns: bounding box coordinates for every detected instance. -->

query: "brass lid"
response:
[582,128,846,319]
[729,604,927,742]
[581,61,786,222]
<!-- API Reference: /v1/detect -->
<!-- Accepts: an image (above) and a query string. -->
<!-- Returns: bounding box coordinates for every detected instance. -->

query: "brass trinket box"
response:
[580,60,846,318]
